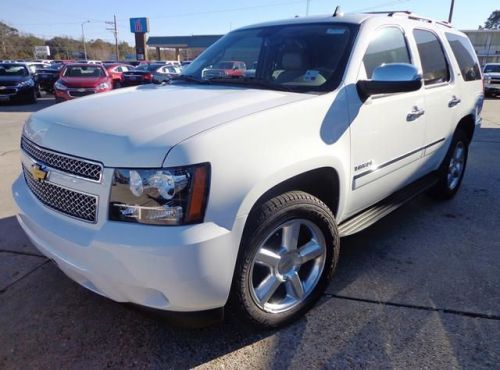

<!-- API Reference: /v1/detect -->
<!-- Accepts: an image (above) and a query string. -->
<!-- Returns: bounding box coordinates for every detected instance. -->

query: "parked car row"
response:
[0,59,189,103]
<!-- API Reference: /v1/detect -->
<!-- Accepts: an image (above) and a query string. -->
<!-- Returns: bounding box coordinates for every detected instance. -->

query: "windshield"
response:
[182,23,357,92]
[484,64,500,73]
[62,65,105,77]
[0,64,29,77]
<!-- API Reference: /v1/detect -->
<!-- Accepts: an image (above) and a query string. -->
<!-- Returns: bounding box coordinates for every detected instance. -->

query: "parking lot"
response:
[0,95,499,369]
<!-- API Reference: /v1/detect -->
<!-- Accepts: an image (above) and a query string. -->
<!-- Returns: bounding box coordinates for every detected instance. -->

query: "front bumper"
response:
[54,87,111,101]
[0,86,34,101]
[485,85,500,94]
[12,175,243,312]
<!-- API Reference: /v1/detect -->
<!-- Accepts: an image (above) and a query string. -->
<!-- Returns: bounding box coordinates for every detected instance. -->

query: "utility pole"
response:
[81,20,90,60]
[448,0,455,23]
[106,15,119,61]
[306,0,310,16]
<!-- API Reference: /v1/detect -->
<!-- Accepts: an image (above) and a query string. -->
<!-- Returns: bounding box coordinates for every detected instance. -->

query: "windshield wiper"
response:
[204,77,294,92]
[172,75,209,84]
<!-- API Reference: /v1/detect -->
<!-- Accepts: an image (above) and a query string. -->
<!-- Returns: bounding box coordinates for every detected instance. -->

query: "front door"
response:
[347,26,427,216]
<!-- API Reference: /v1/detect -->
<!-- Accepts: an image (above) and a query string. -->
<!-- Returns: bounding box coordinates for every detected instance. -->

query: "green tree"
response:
[484,10,500,29]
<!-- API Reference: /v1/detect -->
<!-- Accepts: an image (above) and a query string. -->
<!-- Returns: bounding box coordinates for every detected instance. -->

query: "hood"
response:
[24,84,312,167]
[485,72,500,78]
[59,76,108,88]
[0,76,31,86]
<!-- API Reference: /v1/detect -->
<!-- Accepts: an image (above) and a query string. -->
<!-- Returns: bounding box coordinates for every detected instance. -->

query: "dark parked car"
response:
[37,64,63,93]
[121,63,179,86]
[0,63,38,103]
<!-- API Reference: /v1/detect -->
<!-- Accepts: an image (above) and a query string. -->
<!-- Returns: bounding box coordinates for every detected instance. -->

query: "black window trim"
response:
[412,27,454,89]
[445,31,482,82]
[360,24,418,100]
[361,24,416,78]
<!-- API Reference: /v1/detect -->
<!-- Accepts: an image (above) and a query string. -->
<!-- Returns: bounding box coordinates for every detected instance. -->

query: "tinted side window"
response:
[363,27,411,78]
[413,29,450,85]
[445,32,481,81]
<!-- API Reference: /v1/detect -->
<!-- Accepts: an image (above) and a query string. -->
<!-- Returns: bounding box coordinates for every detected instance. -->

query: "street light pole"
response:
[448,0,455,23]
[81,21,90,60]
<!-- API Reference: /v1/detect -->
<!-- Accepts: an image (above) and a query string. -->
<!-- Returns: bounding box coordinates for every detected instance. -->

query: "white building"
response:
[462,29,500,65]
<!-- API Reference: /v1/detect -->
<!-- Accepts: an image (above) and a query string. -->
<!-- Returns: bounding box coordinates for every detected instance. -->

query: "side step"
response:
[338,172,439,237]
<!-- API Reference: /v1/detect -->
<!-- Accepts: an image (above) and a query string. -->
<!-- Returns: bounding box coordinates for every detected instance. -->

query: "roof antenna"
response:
[333,5,343,17]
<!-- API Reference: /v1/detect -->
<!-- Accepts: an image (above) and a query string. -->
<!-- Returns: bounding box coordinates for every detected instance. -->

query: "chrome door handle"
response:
[448,96,461,107]
[407,106,425,121]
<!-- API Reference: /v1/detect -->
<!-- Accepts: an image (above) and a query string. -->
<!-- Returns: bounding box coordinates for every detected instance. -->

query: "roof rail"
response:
[364,10,412,16]
[365,10,453,28]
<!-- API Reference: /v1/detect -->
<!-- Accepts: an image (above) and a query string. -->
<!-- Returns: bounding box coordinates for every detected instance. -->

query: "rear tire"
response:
[428,129,469,200]
[26,89,37,104]
[230,191,339,328]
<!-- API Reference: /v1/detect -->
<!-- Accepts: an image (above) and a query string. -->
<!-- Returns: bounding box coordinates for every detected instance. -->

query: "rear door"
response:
[411,29,455,168]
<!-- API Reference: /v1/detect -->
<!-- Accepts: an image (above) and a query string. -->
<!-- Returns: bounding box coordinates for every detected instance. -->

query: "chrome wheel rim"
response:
[447,141,465,190]
[249,219,327,314]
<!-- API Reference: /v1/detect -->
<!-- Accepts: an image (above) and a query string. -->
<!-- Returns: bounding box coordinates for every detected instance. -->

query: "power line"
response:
[352,0,412,13]
[115,0,305,22]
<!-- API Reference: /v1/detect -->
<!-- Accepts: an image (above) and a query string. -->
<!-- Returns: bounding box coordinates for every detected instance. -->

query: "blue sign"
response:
[130,18,150,33]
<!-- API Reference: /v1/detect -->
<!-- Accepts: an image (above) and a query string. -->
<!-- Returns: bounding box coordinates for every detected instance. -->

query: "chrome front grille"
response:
[21,137,103,181]
[23,166,98,222]
[68,89,95,97]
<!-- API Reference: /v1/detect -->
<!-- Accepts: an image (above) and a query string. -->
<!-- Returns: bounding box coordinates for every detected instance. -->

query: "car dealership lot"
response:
[0,97,499,368]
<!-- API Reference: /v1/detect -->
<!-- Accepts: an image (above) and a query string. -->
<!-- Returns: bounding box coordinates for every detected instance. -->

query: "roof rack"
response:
[364,10,412,16]
[364,10,453,28]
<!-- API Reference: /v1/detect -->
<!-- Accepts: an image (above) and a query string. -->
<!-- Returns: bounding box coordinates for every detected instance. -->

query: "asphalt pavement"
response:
[0,95,499,369]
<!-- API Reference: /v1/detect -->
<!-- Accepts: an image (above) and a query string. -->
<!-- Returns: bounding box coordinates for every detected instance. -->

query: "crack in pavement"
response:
[0,249,45,258]
[0,259,50,294]
[1,253,498,322]
[0,149,19,157]
[325,293,500,321]
[473,140,500,144]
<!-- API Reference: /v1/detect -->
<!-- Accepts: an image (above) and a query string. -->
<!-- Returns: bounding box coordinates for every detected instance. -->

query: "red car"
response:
[54,64,113,102]
[103,63,134,88]
[201,61,247,79]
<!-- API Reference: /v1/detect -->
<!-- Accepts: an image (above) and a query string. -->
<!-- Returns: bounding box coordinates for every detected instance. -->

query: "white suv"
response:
[13,11,483,327]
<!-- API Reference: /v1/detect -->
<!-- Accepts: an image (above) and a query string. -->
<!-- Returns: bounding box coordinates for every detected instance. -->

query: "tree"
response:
[484,10,500,29]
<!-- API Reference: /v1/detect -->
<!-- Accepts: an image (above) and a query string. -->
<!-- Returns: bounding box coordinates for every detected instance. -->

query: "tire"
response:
[36,85,42,98]
[428,129,469,200]
[230,191,339,328]
[26,89,37,104]
[114,81,122,89]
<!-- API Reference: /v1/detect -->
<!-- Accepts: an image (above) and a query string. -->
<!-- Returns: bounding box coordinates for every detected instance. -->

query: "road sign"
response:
[130,18,150,33]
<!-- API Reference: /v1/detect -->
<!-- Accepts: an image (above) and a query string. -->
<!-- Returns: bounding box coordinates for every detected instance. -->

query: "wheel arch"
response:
[456,114,475,143]
[239,167,341,240]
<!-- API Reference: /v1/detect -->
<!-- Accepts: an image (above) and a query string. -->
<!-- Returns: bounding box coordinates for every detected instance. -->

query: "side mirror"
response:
[356,63,422,102]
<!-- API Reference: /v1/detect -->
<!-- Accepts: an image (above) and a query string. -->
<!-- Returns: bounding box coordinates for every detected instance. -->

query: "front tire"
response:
[428,129,469,200]
[231,191,339,328]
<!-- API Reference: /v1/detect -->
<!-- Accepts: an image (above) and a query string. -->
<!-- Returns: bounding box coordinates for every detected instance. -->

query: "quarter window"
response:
[445,32,481,81]
[363,27,411,78]
[413,29,450,85]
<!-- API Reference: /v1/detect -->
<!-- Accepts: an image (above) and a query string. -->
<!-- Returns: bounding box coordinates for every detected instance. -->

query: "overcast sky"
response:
[1,0,497,45]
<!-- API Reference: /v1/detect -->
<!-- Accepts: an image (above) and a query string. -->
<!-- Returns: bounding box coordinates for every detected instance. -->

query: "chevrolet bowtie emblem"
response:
[30,164,48,182]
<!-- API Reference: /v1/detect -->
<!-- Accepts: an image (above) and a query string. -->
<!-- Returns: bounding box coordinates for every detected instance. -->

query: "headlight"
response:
[485,76,492,85]
[54,80,67,90]
[96,82,110,89]
[17,79,34,88]
[109,163,210,225]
